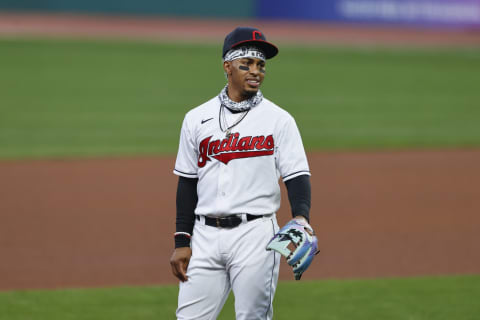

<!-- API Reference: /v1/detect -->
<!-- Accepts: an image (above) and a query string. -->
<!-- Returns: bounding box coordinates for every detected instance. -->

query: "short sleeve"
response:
[275,115,310,182]
[173,116,198,178]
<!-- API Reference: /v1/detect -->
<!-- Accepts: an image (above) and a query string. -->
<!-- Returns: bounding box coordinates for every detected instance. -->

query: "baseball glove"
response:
[266,218,319,280]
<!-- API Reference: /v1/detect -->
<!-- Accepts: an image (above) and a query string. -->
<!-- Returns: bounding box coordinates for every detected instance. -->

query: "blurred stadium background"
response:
[0,1,479,319]
[1,0,480,27]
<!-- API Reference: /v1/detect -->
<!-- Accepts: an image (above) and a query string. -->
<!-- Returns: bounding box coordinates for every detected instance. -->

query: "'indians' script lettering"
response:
[198,133,274,167]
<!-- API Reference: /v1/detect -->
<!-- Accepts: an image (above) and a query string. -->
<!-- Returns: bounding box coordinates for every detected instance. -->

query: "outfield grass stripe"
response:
[0,275,479,320]
[1,38,479,159]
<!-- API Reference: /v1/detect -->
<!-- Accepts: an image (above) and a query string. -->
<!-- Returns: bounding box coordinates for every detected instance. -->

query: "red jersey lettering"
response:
[198,133,274,167]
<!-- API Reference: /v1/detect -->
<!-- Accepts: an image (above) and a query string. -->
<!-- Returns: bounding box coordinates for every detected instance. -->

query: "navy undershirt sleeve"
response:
[175,176,198,248]
[285,175,311,222]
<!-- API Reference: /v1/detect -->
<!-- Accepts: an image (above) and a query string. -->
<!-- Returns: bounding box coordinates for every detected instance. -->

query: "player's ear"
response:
[223,61,232,76]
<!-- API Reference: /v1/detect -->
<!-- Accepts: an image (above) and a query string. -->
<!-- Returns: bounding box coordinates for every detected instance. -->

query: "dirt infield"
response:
[1,150,479,290]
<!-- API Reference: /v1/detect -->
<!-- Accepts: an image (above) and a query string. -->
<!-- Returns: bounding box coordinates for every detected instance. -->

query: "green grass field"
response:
[1,38,479,159]
[1,275,479,320]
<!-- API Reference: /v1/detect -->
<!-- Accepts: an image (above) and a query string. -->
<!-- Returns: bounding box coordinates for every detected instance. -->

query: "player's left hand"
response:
[266,217,319,280]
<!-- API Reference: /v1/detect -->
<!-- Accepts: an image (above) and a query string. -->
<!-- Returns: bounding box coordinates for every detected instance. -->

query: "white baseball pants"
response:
[176,214,280,320]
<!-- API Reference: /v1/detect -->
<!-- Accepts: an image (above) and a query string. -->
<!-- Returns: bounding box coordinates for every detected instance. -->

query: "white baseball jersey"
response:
[173,95,310,216]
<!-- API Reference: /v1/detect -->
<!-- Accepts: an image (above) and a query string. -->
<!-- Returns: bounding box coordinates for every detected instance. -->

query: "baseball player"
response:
[170,27,317,320]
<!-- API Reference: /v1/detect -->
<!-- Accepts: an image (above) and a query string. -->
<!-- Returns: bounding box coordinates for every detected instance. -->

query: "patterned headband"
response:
[223,46,266,62]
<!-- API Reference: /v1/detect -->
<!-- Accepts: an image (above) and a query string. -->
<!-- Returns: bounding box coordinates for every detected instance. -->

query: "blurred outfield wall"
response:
[258,0,480,28]
[0,0,255,18]
[1,0,479,28]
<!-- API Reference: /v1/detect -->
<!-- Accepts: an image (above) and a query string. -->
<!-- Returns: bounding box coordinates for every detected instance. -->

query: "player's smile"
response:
[246,77,261,88]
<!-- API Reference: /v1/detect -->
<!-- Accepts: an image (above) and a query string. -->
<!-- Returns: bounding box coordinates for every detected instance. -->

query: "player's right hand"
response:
[170,247,192,282]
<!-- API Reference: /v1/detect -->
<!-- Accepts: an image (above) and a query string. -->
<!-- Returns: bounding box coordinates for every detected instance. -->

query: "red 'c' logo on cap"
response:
[253,31,262,40]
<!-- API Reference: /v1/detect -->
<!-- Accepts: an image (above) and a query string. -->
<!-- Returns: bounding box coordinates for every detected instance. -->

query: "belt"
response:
[196,214,263,228]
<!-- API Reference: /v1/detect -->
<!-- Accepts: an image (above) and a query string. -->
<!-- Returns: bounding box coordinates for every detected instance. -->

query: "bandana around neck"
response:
[218,84,263,112]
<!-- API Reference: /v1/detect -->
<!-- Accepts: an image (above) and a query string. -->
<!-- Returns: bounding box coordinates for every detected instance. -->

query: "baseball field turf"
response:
[1,37,479,319]
[1,275,480,320]
[1,38,479,159]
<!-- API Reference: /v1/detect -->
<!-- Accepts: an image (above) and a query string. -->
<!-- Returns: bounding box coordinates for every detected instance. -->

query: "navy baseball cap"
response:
[222,27,278,59]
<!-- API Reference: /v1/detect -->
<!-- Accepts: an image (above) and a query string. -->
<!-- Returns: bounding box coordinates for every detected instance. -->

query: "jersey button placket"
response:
[218,163,230,259]
[217,165,230,205]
